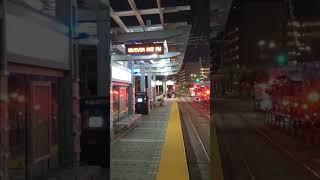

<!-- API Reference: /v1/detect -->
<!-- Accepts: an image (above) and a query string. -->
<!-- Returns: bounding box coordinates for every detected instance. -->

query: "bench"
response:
[113,114,142,135]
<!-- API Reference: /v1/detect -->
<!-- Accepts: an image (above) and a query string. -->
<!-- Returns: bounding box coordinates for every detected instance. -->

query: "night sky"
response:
[233,0,320,17]
[184,0,210,65]
[110,0,193,27]
[292,0,320,17]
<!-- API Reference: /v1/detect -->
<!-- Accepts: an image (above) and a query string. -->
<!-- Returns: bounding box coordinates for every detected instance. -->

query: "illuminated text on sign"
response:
[126,43,164,55]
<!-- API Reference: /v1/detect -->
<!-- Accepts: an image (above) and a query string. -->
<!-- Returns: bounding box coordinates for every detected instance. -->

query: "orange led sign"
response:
[126,43,164,55]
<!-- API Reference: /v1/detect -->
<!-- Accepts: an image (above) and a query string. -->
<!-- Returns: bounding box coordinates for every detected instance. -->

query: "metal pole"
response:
[0,0,9,179]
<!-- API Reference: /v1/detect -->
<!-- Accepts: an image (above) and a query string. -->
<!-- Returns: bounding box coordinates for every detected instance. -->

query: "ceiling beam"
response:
[156,0,165,28]
[110,22,188,34]
[134,62,179,68]
[112,52,181,61]
[114,6,191,17]
[112,25,191,43]
[110,7,129,33]
[77,7,190,22]
[135,67,179,73]
[127,0,146,31]
[133,71,179,76]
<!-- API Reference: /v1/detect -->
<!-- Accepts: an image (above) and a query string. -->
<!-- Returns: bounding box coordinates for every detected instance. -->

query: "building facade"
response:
[222,0,286,68]
[177,62,201,91]
[200,67,210,81]
[1,0,113,179]
[1,1,80,179]
[212,0,287,97]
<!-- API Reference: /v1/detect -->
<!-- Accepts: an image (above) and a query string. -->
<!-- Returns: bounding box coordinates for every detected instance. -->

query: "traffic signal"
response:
[274,52,288,66]
[307,91,320,103]
[195,78,200,83]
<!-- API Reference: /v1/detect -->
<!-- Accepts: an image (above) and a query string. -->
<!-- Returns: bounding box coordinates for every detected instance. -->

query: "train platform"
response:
[110,98,189,180]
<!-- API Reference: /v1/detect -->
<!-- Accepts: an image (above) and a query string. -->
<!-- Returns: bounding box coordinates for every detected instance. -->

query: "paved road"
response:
[215,99,318,180]
[178,95,210,180]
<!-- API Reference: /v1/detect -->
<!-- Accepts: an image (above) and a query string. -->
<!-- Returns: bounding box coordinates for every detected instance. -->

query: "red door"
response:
[30,82,52,163]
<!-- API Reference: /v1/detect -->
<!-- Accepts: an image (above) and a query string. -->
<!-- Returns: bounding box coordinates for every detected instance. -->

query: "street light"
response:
[274,52,288,66]
[269,41,276,48]
[258,40,266,47]
[307,91,320,103]
[302,104,308,110]
[306,46,311,51]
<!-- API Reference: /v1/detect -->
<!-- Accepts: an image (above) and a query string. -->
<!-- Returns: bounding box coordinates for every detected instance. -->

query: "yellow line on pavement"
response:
[156,100,189,180]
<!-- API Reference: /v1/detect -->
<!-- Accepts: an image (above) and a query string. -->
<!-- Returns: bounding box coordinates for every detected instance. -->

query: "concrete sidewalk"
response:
[110,99,174,180]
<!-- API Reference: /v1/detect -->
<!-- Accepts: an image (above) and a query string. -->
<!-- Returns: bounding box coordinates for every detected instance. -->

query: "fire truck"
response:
[254,64,320,144]
[190,81,210,103]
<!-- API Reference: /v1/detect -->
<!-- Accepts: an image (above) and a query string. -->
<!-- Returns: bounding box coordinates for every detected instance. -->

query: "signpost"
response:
[126,43,164,55]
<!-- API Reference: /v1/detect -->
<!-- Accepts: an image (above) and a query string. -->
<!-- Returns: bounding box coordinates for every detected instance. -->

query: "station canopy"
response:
[20,0,192,77]
[22,0,192,77]
[108,0,192,76]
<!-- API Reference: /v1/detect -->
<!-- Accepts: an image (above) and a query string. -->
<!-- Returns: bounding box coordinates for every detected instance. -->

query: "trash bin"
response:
[135,92,149,115]
[80,96,109,168]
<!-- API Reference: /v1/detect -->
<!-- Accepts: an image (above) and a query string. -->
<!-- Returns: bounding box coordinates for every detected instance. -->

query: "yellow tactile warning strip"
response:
[211,120,224,180]
[156,100,189,180]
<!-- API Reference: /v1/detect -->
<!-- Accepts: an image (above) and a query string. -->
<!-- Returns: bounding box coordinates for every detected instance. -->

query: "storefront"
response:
[111,63,133,135]
[7,65,63,178]
[2,3,73,179]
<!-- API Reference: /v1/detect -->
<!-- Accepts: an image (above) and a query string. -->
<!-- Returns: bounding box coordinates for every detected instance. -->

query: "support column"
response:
[72,34,81,166]
[140,65,146,92]
[56,0,80,167]
[147,75,152,109]
[0,74,8,180]
[95,0,111,145]
[162,76,167,95]
[0,0,8,179]
[110,82,114,138]
[96,2,110,97]
[58,73,73,167]
[128,59,135,114]
[152,76,156,101]
[147,76,152,99]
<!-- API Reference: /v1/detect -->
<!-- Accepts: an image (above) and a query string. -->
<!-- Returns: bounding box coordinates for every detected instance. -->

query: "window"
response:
[112,86,129,122]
